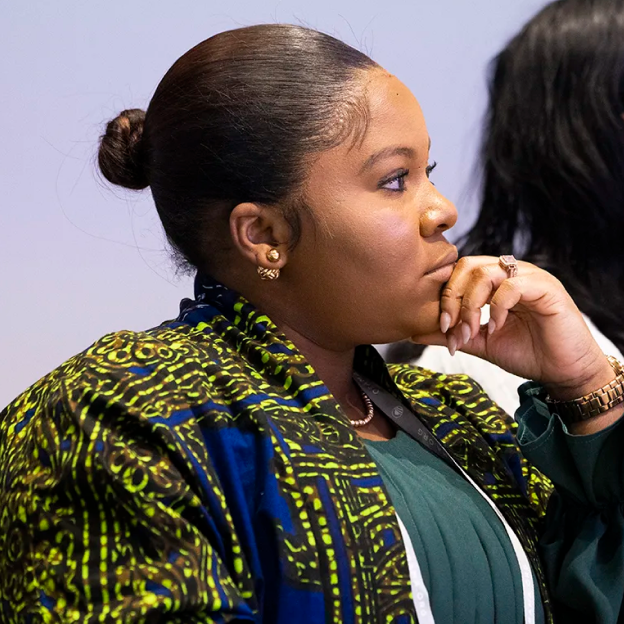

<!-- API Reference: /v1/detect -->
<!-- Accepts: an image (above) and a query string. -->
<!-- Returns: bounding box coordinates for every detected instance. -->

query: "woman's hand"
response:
[411,256,615,403]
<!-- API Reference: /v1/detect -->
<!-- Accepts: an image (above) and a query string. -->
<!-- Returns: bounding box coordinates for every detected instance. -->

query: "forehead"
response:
[307,69,428,182]
[360,70,427,150]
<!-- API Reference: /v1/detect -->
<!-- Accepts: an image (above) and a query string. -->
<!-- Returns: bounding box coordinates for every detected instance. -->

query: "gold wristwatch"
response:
[545,355,624,423]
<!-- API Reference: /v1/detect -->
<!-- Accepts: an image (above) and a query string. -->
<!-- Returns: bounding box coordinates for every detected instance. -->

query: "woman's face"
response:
[280,69,458,350]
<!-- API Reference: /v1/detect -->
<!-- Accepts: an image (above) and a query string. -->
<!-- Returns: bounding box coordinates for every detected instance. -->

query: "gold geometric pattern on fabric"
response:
[0,282,555,623]
[0,325,416,623]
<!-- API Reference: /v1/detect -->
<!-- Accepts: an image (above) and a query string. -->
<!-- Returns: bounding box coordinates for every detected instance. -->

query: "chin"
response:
[368,316,438,347]
[365,293,441,344]
[402,302,441,339]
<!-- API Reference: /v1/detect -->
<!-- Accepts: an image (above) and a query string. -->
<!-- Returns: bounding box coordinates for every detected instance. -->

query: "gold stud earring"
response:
[257,266,280,280]
[257,247,281,280]
[266,248,280,263]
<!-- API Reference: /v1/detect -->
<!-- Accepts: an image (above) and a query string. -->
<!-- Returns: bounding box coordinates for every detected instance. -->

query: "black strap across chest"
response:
[353,372,460,473]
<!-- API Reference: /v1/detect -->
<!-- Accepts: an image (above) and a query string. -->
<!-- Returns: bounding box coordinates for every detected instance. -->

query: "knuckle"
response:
[474,265,492,280]
[460,299,477,313]
[455,257,472,271]
[488,299,504,313]
[441,287,458,301]
[503,276,522,292]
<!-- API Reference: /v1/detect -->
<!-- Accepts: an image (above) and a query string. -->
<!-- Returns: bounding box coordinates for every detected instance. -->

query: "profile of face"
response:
[99,29,458,352]
[240,69,458,350]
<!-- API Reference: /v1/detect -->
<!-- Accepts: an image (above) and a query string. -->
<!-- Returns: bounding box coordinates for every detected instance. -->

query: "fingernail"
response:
[461,323,471,346]
[488,318,496,335]
[448,335,458,356]
[440,312,451,334]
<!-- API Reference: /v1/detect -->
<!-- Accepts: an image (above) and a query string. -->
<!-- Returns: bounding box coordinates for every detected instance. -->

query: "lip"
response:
[424,247,459,278]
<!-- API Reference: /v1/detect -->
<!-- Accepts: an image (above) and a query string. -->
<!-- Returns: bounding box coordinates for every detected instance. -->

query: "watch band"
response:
[545,355,624,422]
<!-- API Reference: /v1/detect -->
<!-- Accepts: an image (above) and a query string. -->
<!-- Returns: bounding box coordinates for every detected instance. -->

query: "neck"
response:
[277,321,357,406]
[221,280,394,438]
[218,269,359,404]
[213,269,364,414]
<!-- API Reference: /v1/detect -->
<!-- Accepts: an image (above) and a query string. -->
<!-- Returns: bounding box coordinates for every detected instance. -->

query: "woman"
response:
[2,23,624,623]
[388,0,624,414]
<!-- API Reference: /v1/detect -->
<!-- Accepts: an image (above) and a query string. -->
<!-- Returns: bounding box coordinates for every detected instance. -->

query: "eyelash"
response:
[379,161,438,193]
[380,169,409,192]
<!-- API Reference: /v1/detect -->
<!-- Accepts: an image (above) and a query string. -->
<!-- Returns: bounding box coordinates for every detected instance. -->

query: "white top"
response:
[414,311,623,416]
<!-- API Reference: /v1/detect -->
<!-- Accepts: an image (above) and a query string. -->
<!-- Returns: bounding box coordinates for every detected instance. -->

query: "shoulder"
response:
[1,323,224,431]
[0,324,263,512]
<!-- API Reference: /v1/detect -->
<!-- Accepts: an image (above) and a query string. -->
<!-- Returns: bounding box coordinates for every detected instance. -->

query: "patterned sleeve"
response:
[0,368,256,623]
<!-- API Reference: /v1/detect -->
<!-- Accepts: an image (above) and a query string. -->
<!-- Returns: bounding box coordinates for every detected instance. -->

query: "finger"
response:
[488,277,524,332]
[412,322,466,356]
[440,257,508,335]
[414,325,491,359]
[419,323,491,359]
[446,322,466,356]
[488,272,568,332]
[459,265,501,342]
[457,325,489,359]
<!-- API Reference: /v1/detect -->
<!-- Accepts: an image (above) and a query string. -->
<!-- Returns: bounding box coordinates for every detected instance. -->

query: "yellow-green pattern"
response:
[0,275,554,623]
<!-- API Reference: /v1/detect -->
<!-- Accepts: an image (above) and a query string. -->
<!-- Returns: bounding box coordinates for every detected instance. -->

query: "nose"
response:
[420,186,458,238]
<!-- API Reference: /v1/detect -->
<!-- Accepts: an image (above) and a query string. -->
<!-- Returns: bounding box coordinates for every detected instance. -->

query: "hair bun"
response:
[98,108,149,190]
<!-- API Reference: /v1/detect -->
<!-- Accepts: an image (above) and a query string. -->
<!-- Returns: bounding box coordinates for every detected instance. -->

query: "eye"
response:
[426,161,437,178]
[379,169,409,192]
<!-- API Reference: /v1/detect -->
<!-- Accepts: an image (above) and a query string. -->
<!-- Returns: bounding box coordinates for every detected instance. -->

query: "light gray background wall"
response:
[1,0,549,407]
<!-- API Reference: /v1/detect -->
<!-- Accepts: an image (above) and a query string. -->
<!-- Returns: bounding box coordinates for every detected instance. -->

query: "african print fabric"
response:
[0,274,554,623]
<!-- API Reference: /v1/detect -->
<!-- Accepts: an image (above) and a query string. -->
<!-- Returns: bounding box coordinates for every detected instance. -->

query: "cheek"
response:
[305,197,428,303]
[371,217,427,285]
[375,206,417,235]
[342,209,422,267]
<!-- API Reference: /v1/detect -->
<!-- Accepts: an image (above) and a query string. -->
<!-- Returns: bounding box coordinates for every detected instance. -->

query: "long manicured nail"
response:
[448,335,458,356]
[440,312,451,334]
[488,318,496,335]
[461,323,471,346]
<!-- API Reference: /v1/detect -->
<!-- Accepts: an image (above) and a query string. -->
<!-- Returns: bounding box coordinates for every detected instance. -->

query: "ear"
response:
[229,202,290,271]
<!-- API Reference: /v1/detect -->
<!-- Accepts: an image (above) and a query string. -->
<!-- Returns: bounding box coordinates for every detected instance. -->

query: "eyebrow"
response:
[359,138,431,175]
